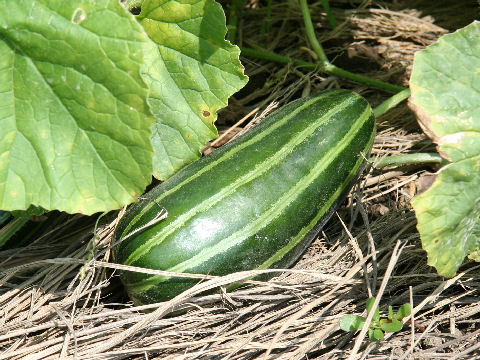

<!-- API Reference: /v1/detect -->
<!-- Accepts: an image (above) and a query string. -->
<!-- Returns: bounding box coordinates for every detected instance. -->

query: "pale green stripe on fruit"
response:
[257,127,375,270]
[124,95,360,266]
[129,105,371,292]
[120,91,338,238]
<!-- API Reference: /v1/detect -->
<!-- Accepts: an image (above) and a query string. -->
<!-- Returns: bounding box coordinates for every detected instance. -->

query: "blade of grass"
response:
[0,217,29,248]
[348,241,405,359]
[227,0,245,43]
[320,0,337,29]
[261,0,273,33]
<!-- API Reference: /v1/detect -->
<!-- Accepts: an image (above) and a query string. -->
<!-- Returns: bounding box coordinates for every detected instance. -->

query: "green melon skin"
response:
[114,89,376,304]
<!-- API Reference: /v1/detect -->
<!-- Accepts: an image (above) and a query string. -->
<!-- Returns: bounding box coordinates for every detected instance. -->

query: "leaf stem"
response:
[373,88,411,117]
[374,153,448,168]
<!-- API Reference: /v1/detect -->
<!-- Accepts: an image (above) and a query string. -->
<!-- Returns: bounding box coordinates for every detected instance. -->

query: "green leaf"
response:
[0,0,155,215]
[366,297,380,321]
[374,328,384,340]
[381,319,403,333]
[396,303,411,320]
[368,328,384,341]
[410,21,480,277]
[468,248,480,262]
[136,0,248,180]
[388,305,394,320]
[11,206,45,218]
[339,315,366,331]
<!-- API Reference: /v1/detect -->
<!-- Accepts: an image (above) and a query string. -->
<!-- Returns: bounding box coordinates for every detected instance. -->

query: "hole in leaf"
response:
[71,8,86,25]
[130,7,141,15]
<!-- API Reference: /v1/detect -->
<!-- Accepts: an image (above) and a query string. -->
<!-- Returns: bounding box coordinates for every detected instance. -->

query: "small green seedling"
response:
[339,297,411,341]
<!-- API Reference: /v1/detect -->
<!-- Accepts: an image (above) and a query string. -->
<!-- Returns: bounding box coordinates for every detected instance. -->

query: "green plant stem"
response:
[253,0,405,93]
[241,47,405,93]
[299,0,329,66]
[241,47,317,69]
[373,88,411,117]
[325,64,405,93]
[374,153,448,168]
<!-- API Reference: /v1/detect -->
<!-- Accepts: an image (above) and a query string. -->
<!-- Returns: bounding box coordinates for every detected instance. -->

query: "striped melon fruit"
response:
[114,89,376,304]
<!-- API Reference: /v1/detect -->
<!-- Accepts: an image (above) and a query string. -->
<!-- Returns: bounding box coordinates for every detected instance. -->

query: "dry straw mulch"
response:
[2,1,480,359]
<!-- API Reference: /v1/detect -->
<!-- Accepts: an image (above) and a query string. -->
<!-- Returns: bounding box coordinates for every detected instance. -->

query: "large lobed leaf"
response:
[137,0,248,180]
[0,0,248,214]
[0,0,155,214]
[410,21,480,277]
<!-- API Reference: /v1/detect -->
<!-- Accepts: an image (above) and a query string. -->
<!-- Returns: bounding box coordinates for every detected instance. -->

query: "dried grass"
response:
[2,1,480,359]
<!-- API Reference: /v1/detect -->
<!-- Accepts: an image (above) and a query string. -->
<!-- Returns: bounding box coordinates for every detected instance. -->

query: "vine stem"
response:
[299,0,329,66]
[374,153,448,168]
[241,47,317,69]
[298,0,405,93]
[241,46,405,93]
[373,88,411,117]
[326,64,405,93]
[246,3,443,169]
[241,0,405,93]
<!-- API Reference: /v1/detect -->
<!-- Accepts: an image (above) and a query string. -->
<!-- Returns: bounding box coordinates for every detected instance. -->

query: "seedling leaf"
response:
[381,319,403,333]
[388,305,394,320]
[136,0,248,180]
[369,328,384,341]
[339,315,365,331]
[368,328,374,341]
[396,303,411,319]
[410,21,480,277]
[0,0,155,214]
[366,297,380,321]
[374,328,385,340]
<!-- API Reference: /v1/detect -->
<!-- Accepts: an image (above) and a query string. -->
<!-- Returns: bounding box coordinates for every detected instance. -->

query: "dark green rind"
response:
[114,89,375,304]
